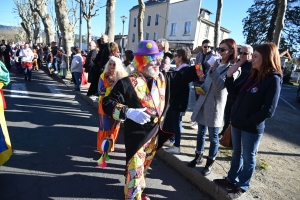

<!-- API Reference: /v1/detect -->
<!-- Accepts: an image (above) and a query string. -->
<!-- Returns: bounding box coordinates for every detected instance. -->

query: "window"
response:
[132,33,135,43]
[184,21,191,35]
[153,32,158,41]
[147,15,151,26]
[171,23,177,35]
[146,32,150,40]
[155,14,159,26]
[205,25,209,38]
[133,17,136,27]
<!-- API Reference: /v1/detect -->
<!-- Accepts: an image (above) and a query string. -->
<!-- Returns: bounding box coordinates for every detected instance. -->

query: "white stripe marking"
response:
[46,84,66,97]
[10,84,28,97]
[279,97,297,110]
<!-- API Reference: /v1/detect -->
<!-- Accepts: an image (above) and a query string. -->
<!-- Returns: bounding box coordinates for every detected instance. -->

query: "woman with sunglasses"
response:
[214,43,282,199]
[188,38,239,176]
[97,56,128,163]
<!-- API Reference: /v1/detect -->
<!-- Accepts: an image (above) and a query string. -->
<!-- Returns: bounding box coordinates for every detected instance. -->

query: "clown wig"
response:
[133,52,164,71]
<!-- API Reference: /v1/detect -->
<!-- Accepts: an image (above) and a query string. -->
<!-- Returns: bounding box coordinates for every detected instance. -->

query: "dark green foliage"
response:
[243,0,300,56]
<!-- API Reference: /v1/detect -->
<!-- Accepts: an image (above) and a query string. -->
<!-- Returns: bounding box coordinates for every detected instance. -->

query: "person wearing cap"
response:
[102,40,204,200]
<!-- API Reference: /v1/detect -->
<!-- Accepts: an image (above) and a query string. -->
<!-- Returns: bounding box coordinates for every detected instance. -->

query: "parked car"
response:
[297,84,300,103]
[169,57,196,71]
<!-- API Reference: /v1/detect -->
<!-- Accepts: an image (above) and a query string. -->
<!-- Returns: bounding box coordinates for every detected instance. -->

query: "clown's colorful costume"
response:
[0,60,11,166]
[102,40,203,200]
[97,72,121,153]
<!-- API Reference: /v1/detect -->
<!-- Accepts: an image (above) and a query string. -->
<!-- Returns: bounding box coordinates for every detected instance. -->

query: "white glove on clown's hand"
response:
[126,108,150,125]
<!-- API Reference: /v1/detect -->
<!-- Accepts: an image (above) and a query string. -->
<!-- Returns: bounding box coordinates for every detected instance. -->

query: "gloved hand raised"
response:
[126,108,150,125]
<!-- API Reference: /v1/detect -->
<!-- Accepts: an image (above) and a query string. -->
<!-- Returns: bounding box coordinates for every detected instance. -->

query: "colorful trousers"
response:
[124,134,159,200]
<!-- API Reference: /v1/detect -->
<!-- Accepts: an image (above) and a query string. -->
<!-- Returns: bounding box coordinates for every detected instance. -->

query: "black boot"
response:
[202,158,215,176]
[187,152,203,167]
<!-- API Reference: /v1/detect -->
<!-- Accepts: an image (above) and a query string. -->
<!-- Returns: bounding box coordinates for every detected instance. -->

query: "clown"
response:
[102,40,204,200]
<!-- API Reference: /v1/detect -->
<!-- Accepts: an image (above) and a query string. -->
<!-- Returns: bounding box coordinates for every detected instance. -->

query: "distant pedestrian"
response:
[59,49,68,79]
[70,47,83,91]
[19,43,34,82]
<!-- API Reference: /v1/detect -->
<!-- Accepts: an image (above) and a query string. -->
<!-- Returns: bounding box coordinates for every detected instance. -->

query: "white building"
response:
[127,0,230,52]
[166,0,230,50]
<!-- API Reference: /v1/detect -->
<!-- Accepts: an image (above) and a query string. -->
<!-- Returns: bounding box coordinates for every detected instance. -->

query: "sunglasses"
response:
[203,46,211,49]
[216,47,231,52]
[239,52,249,55]
[109,62,116,67]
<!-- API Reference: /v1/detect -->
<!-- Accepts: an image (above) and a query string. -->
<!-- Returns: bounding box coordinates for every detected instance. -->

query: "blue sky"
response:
[1,0,254,44]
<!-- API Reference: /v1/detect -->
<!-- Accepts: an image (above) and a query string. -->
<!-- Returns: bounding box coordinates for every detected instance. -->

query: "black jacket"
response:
[84,49,97,72]
[169,68,191,112]
[225,72,282,134]
[103,67,198,163]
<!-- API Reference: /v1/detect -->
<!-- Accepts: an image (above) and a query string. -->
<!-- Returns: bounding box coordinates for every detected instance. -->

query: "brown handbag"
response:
[220,124,233,148]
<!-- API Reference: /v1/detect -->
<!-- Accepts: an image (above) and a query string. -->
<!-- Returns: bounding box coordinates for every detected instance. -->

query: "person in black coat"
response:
[84,41,98,83]
[87,34,110,96]
[164,47,192,153]
[214,43,282,199]
[219,45,253,138]
[0,40,11,70]
[102,40,204,200]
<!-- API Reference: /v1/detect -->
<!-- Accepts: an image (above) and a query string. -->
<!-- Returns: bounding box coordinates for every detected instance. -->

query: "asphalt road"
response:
[0,68,210,200]
[278,84,300,111]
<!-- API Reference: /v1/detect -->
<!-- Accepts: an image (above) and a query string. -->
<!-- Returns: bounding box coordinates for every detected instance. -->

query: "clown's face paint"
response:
[142,60,161,77]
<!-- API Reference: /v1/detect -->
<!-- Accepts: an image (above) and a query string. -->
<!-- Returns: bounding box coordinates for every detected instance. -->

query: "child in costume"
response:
[97,56,128,167]
[102,40,204,200]
[0,58,11,166]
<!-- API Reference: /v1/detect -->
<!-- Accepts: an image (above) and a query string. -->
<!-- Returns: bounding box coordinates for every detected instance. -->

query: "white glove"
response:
[207,55,222,67]
[126,108,150,125]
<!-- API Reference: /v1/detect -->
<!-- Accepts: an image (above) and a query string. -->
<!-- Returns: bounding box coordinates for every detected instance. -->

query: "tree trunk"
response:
[214,0,223,48]
[87,19,92,43]
[32,11,40,44]
[55,0,75,56]
[266,0,279,42]
[21,22,32,44]
[138,0,145,42]
[34,0,55,44]
[273,0,287,46]
[105,0,116,42]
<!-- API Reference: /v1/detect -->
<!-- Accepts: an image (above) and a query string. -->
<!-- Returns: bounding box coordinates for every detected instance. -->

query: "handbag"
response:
[220,124,233,148]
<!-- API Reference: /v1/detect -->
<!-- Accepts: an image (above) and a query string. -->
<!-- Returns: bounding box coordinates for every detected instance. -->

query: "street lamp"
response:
[120,15,127,59]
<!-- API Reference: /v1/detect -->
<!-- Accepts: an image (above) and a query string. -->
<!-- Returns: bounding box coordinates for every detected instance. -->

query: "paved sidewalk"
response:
[53,70,254,200]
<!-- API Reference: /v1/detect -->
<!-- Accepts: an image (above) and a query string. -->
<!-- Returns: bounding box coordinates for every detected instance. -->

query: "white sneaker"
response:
[54,71,58,74]
[166,146,180,153]
[163,140,174,147]
[191,122,198,129]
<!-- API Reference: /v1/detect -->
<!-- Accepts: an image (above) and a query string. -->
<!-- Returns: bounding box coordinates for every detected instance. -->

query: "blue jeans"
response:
[196,124,219,159]
[226,126,263,191]
[73,72,81,89]
[171,110,182,147]
[23,67,32,80]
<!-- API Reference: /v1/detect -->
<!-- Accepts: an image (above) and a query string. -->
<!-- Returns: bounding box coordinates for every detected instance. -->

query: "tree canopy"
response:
[243,0,300,56]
